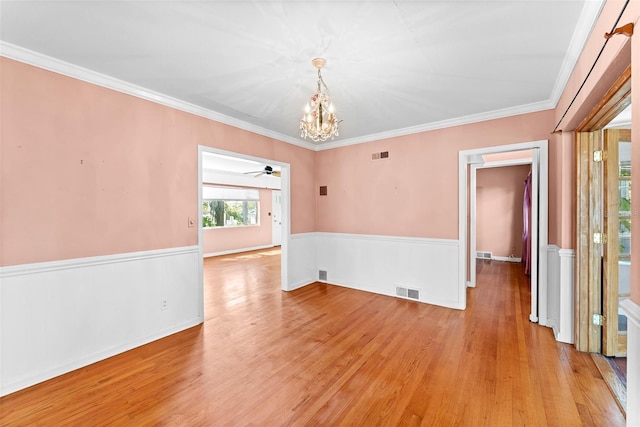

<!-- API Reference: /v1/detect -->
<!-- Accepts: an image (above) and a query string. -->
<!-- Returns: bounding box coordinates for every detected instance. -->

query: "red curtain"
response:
[522,172,532,275]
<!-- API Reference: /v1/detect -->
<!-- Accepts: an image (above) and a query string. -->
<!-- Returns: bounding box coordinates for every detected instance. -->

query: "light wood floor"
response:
[0,251,625,426]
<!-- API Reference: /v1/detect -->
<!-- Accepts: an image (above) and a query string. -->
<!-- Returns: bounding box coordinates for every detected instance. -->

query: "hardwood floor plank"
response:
[0,252,625,426]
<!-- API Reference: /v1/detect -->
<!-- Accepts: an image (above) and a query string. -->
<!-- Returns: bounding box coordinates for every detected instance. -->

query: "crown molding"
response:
[315,101,555,151]
[315,0,606,152]
[547,0,606,107]
[0,41,317,151]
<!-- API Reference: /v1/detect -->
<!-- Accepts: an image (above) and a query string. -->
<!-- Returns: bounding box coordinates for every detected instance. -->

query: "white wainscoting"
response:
[287,233,318,291]
[545,246,574,343]
[621,298,640,426]
[0,246,201,397]
[316,233,462,309]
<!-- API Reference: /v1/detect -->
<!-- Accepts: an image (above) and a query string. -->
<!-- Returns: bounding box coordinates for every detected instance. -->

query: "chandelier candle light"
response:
[300,58,341,142]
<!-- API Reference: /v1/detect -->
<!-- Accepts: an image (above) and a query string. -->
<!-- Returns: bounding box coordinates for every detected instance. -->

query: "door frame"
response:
[574,66,631,352]
[197,146,291,316]
[459,140,548,322]
[603,128,631,356]
[470,157,533,289]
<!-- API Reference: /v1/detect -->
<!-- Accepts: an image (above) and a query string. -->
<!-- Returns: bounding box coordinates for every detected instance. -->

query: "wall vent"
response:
[396,286,419,300]
[476,251,492,260]
[372,151,390,160]
[319,270,327,281]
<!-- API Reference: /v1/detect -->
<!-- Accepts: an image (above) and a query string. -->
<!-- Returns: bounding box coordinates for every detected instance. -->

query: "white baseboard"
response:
[0,246,201,397]
[491,256,522,263]
[203,244,274,258]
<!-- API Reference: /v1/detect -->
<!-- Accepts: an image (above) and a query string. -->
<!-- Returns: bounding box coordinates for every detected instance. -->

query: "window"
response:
[202,186,259,228]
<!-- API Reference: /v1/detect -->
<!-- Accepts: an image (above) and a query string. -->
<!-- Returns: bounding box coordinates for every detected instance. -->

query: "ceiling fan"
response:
[244,165,281,177]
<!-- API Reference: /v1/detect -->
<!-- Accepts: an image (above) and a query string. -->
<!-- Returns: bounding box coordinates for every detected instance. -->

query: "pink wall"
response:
[202,188,273,254]
[316,110,555,240]
[476,165,530,258]
[0,58,315,267]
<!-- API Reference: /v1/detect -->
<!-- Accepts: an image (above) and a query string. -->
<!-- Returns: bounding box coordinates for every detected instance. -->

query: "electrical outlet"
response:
[161,299,168,311]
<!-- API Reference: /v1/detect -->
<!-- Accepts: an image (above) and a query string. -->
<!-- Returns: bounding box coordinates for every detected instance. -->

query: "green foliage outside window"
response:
[202,200,258,228]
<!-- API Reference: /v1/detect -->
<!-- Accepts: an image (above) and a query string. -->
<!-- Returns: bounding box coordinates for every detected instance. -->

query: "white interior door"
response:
[272,190,282,246]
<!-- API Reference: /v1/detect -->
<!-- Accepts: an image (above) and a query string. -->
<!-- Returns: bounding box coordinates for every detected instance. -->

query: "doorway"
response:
[572,65,632,414]
[197,145,291,319]
[574,68,631,354]
[459,140,548,321]
[471,156,533,286]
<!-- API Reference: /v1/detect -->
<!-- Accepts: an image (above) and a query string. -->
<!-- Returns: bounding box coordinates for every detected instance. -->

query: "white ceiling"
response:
[0,1,604,147]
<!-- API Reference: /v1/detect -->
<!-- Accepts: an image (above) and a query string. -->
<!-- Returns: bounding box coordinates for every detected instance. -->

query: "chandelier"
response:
[300,58,341,142]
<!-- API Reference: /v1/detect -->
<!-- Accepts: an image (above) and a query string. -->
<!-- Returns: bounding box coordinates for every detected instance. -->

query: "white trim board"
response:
[1,246,201,396]
[491,256,522,263]
[203,245,275,258]
[0,245,198,277]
